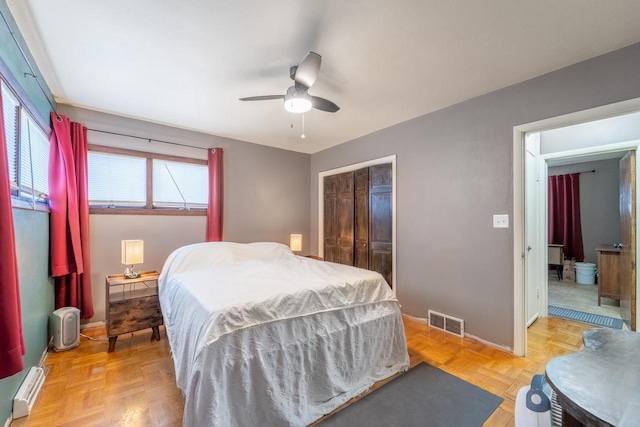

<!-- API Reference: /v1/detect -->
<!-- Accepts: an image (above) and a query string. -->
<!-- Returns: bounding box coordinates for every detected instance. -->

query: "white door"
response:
[525,133,541,326]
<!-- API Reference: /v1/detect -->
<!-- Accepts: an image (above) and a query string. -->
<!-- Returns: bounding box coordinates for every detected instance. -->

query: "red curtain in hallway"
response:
[49,113,94,318]
[206,148,224,242]
[548,173,585,262]
[0,75,25,379]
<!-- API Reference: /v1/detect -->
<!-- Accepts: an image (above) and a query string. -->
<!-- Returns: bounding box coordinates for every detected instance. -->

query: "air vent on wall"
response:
[428,310,465,337]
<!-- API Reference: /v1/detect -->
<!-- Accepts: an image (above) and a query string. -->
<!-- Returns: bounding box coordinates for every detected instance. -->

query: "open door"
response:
[619,151,636,331]
[525,134,541,326]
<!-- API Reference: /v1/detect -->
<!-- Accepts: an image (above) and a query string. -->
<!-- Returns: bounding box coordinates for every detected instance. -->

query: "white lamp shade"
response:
[284,97,312,113]
[290,234,302,252]
[121,240,144,265]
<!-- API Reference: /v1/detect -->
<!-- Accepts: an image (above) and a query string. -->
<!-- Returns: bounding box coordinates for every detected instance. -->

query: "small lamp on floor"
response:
[290,234,302,254]
[121,239,144,279]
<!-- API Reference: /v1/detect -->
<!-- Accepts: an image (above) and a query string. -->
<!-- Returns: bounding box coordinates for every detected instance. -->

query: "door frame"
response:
[513,98,640,356]
[318,155,397,293]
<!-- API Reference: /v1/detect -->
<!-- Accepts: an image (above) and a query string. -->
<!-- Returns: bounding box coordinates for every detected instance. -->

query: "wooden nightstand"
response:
[105,270,162,352]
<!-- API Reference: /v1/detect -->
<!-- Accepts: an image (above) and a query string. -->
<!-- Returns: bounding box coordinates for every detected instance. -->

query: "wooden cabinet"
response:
[105,271,162,352]
[597,245,621,306]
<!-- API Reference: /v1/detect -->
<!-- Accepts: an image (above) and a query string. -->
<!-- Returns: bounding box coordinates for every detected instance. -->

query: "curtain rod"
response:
[0,8,57,114]
[86,128,210,151]
[580,170,596,174]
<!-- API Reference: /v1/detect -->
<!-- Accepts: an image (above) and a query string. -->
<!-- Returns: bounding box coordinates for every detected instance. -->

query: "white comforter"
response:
[159,242,409,426]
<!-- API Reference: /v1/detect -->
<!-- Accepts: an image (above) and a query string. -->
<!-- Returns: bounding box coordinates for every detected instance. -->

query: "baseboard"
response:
[80,321,105,330]
[464,332,512,353]
[402,313,428,325]
[402,313,513,353]
[39,341,50,368]
[4,414,12,427]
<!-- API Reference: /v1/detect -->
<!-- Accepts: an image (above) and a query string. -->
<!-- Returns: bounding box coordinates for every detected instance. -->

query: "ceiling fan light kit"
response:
[284,87,312,113]
[240,51,339,114]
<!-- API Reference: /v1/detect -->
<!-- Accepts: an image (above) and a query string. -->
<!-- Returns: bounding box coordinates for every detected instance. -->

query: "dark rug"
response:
[319,363,503,427]
[548,305,623,329]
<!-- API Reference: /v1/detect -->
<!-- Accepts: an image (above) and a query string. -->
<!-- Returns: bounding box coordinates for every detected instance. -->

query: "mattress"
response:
[159,241,409,426]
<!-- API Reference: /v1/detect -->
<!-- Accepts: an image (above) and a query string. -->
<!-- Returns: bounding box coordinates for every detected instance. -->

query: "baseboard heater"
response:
[13,366,45,419]
[428,310,465,337]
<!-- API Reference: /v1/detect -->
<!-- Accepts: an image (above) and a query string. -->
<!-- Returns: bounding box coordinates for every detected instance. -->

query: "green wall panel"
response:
[0,1,55,421]
[0,209,53,422]
[0,0,55,123]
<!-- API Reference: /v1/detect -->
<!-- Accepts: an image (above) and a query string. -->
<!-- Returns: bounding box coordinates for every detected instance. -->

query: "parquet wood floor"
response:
[13,315,592,427]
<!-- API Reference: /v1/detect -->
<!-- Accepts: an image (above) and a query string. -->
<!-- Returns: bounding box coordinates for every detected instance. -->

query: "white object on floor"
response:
[515,375,553,427]
[575,262,597,285]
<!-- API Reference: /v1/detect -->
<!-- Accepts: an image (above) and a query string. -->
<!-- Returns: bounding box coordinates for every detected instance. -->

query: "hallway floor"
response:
[548,272,623,321]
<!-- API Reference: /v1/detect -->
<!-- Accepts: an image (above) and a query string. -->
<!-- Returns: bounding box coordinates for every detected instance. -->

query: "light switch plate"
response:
[493,214,509,228]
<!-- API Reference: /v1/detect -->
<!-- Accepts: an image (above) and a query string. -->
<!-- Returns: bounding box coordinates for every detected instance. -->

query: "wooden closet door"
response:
[324,171,355,265]
[336,171,355,265]
[323,175,338,263]
[369,164,393,287]
[354,167,369,269]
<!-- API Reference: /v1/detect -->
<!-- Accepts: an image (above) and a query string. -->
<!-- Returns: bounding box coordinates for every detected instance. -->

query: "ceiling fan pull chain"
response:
[301,113,306,139]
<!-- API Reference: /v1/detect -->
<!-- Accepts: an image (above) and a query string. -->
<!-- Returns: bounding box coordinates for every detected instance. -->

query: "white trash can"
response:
[575,262,597,285]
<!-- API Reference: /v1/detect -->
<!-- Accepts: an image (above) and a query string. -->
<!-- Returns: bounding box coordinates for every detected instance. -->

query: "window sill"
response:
[11,196,50,212]
[89,207,206,216]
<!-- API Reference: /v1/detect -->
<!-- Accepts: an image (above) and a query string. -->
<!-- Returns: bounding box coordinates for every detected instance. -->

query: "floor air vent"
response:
[428,310,465,337]
[13,366,45,419]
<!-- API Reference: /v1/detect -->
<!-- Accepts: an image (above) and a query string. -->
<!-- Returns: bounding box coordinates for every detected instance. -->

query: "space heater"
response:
[52,307,80,351]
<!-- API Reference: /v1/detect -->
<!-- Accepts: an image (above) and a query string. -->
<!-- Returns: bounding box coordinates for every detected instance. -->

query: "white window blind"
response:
[88,152,146,206]
[19,112,49,197]
[153,159,207,208]
[1,82,19,185]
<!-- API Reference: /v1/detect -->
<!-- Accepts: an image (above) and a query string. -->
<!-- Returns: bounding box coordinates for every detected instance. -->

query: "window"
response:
[88,152,146,207]
[88,145,207,215]
[1,79,50,206]
[153,159,207,209]
[2,82,19,186]
[19,112,49,198]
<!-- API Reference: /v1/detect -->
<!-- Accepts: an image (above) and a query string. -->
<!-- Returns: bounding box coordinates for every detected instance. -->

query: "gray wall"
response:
[549,159,621,265]
[310,42,640,348]
[57,106,312,324]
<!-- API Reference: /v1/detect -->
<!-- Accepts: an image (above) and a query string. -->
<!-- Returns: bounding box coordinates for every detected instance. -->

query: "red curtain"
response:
[49,113,94,318]
[548,173,585,262]
[0,75,25,379]
[206,148,223,242]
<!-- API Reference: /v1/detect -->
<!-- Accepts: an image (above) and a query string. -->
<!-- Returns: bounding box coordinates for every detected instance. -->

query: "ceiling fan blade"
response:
[294,52,321,89]
[239,95,284,101]
[311,96,339,113]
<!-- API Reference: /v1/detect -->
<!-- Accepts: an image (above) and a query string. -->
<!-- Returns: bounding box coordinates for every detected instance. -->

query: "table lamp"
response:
[121,239,144,279]
[290,234,302,254]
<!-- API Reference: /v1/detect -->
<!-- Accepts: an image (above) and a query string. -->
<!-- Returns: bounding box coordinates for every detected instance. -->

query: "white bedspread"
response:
[159,242,409,426]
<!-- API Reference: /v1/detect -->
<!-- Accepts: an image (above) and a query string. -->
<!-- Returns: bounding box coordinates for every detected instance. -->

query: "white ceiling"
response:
[8,1,640,154]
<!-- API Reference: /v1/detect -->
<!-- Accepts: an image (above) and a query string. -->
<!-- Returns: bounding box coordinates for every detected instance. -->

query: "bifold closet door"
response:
[324,164,392,288]
[354,167,369,269]
[324,171,354,265]
[369,164,392,287]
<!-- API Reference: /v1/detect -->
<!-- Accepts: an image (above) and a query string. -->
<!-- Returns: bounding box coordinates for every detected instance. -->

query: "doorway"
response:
[543,154,626,323]
[513,100,640,356]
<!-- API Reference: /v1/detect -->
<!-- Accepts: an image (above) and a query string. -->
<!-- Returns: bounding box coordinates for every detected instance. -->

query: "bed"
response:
[158,241,409,426]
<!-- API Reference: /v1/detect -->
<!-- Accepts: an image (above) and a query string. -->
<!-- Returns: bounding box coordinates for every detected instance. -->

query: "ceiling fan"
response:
[239,52,340,114]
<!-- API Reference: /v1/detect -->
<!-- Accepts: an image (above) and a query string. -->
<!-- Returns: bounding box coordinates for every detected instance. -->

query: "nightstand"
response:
[105,270,162,352]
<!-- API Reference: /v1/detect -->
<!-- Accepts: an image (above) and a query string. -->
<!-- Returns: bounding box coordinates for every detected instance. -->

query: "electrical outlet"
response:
[493,214,509,228]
